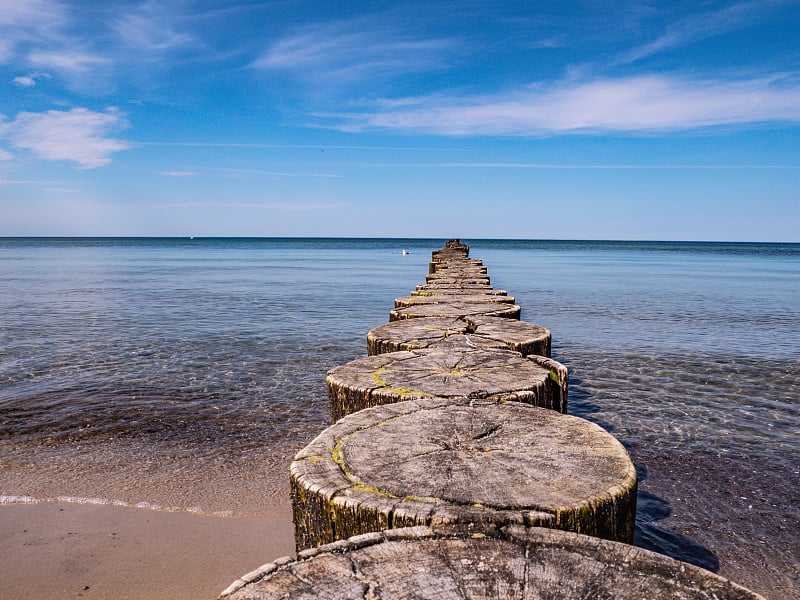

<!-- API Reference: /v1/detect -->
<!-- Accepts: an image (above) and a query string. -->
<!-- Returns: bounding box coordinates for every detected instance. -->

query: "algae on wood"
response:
[327,347,567,421]
[291,397,636,552]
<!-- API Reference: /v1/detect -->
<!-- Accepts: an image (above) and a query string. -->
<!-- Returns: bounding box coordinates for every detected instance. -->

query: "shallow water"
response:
[1,238,798,598]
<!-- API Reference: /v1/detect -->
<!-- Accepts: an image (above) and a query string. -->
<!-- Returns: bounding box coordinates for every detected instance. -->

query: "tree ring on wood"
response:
[292,397,636,551]
[367,316,551,357]
[221,524,764,600]
[389,302,521,321]
[327,347,566,421]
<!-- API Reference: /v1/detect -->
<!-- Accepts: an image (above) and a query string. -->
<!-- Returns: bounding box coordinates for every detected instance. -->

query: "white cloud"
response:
[0,177,63,185]
[154,201,350,211]
[255,20,457,84]
[619,0,789,64]
[12,75,35,87]
[0,107,131,168]
[330,74,800,135]
[0,0,68,63]
[162,170,198,177]
[11,72,51,87]
[28,50,110,75]
[0,0,109,89]
[215,168,340,178]
[114,1,192,53]
[0,148,13,160]
[344,162,799,169]
[0,0,66,27]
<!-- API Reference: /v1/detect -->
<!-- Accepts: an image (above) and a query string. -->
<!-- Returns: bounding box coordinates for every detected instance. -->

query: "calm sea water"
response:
[1,238,798,597]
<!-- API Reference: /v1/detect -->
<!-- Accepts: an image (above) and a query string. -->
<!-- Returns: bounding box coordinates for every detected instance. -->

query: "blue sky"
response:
[1,0,799,240]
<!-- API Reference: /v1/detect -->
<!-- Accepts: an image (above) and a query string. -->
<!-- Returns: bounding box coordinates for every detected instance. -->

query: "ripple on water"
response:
[560,346,799,470]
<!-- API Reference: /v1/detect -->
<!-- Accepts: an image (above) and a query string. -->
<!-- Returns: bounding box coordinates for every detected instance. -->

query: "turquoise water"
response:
[1,238,798,596]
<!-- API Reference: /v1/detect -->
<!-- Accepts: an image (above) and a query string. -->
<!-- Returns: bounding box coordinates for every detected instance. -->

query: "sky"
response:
[1,0,799,240]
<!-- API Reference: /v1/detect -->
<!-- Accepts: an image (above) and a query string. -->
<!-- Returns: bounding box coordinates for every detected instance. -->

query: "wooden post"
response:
[394,293,516,307]
[389,301,521,321]
[367,315,551,357]
[291,397,636,550]
[327,347,567,421]
[220,524,765,600]
[413,285,508,295]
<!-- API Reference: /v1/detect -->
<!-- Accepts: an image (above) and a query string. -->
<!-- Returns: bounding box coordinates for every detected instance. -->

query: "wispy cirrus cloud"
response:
[154,201,350,211]
[0,0,68,62]
[0,0,111,91]
[254,20,458,85]
[328,74,800,135]
[138,141,437,151]
[0,107,131,168]
[0,0,67,28]
[28,50,110,75]
[113,0,193,54]
[215,167,340,178]
[340,162,799,170]
[0,177,64,185]
[618,0,789,64]
[160,168,340,179]
[162,170,198,177]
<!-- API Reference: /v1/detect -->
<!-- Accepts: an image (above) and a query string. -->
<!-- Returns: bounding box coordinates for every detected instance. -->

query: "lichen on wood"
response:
[327,347,567,421]
[291,397,636,552]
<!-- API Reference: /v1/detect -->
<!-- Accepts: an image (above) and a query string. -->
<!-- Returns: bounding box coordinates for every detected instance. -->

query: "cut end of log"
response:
[220,524,766,600]
[327,347,567,421]
[292,397,636,551]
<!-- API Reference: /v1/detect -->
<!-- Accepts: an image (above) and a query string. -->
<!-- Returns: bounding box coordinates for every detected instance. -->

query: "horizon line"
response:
[1,235,798,244]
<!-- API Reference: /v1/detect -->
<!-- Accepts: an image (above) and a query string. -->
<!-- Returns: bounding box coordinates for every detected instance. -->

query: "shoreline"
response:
[0,502,295,600]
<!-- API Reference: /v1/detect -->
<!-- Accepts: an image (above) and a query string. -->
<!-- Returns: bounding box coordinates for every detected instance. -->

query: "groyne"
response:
[219,240,764,600]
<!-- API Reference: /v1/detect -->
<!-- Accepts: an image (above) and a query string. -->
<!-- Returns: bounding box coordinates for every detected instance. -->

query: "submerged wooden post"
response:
[327,347,567,421]
[291,397,636,550]
[220,524,765,600]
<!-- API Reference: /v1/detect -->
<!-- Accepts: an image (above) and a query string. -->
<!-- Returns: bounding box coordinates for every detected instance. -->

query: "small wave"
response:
[0,494,235,517]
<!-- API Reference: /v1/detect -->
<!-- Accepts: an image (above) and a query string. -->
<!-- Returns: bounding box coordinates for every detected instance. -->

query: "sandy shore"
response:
[0,503,295,600]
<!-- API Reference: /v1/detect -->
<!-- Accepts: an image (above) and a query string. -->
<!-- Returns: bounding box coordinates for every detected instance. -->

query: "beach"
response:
[0,503,294,600]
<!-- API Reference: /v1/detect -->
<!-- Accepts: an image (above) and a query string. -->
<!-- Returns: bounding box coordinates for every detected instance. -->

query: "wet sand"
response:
[0,503,295,600]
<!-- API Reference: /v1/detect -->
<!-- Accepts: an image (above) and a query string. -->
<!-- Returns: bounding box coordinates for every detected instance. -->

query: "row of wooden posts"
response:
[220,240,763,599]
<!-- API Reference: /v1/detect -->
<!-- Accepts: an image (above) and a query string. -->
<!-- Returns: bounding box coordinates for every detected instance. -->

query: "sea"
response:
[0,237,798,598]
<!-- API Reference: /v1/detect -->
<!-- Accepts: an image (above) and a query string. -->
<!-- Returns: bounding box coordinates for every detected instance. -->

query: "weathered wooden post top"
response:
[220,525,765,600]
[291,397,637,551]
